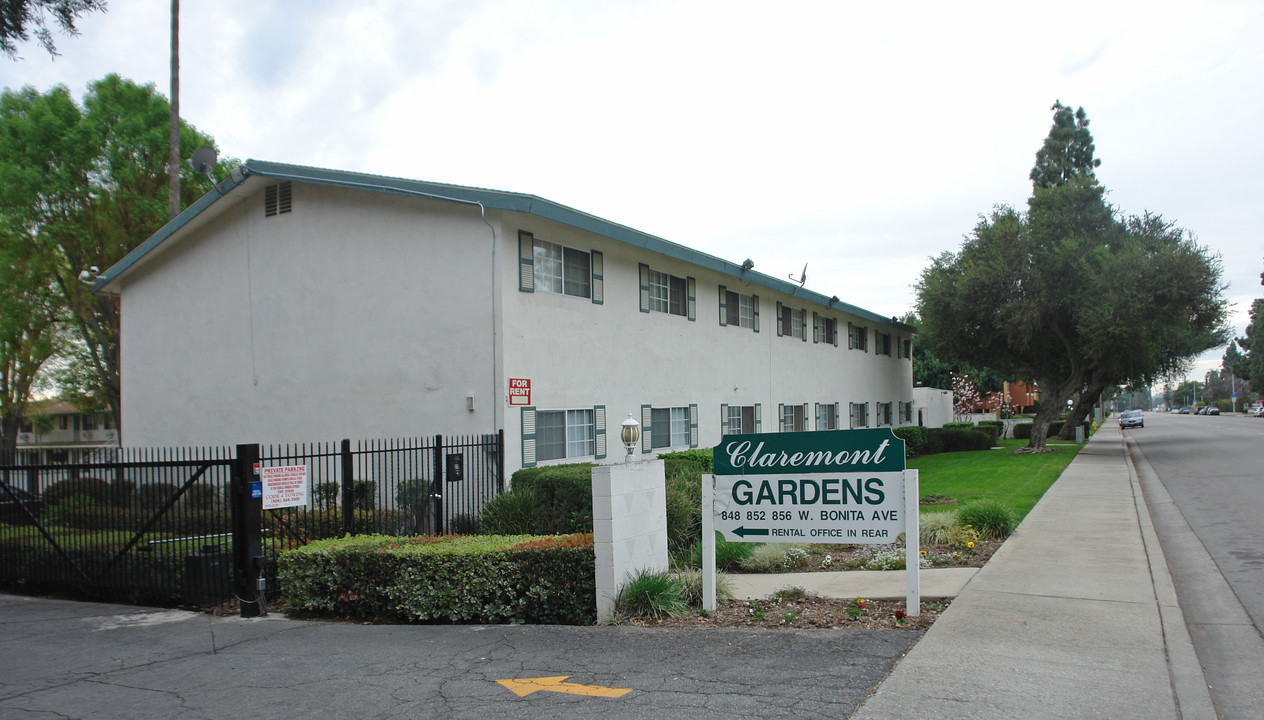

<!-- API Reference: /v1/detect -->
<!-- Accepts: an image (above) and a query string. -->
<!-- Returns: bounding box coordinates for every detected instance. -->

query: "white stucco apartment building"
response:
[96,161,915,476]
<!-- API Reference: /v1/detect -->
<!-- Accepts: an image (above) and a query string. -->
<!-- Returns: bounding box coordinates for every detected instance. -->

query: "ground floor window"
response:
[877,402,893,426]
[724,404,758,435]
[818,402,839,430]
[780,403,806,432]
[651,406,690,449]
[850,402,869,428]
[536,409,594,461]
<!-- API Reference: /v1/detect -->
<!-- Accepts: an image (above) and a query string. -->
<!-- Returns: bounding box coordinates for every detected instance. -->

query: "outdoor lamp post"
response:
[620,414,640,464]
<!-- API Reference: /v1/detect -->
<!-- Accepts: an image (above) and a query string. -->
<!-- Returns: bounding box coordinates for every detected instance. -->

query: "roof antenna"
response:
[788,262,807,295]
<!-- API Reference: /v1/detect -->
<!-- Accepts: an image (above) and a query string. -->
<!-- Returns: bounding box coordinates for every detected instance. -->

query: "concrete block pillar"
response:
[592,460,669,622]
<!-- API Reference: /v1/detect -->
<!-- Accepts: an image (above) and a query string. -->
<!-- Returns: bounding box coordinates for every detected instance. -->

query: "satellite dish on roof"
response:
[789,262,808,295]
[188,147,217,177]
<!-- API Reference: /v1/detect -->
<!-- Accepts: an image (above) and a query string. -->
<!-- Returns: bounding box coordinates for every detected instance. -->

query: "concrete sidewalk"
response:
[847,427,1216,719]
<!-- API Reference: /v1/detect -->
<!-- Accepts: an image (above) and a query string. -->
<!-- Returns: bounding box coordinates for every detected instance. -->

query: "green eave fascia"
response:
[95,159,912,331]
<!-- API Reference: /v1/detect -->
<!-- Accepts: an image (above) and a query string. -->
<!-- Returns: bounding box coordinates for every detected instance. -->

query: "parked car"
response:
[1119,410,1144,428]
[1207,407,1220,415]
[0,484,43,525]
[1178,407,1191,414]
[1254,406,1264,417]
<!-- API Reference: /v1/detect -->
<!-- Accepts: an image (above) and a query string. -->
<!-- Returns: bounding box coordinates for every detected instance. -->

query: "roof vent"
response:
[264,182,292,217]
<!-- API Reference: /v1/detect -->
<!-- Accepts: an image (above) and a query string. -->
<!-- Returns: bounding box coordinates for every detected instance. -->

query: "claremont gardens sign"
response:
[701,429,921,615]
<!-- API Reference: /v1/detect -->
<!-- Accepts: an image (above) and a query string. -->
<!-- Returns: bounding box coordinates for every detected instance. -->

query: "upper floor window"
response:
[777,302,806,340]
[898,337,912,359]
[814,314,838,346]
[848,322,869,351]
[639,264,695,320]
[877,332,893,356]
[719,286,759,331]
[518,230,603,303]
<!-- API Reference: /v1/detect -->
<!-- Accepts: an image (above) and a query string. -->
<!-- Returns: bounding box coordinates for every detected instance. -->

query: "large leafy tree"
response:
[0,74,224,434]
[0,220,67,461]
[919,103,1228,450]
[1231,261,1263,394]
[0,0,106,59]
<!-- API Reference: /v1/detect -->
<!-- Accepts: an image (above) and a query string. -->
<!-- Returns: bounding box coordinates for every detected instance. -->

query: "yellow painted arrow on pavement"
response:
[497,676,632,698]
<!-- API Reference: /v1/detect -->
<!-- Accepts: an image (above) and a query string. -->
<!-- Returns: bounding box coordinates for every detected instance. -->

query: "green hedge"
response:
[279,533,596,624]
[481,463,594,535]
[937,428,993,452]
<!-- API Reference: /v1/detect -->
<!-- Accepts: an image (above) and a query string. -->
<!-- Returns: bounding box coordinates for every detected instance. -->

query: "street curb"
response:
[1123,431,1218,720]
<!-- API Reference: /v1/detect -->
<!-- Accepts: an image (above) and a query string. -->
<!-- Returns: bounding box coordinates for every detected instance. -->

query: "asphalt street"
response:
[1126,410,1264,718]
[0,593,920,720]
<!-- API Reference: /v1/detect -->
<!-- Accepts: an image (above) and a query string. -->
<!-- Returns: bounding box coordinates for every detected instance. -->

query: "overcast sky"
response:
[3,0,1261,386]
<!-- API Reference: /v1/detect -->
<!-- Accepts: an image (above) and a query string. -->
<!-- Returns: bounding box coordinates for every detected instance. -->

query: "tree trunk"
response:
[0,414,19,465]
[1017,371,1082,452]
[1058,377,1108,440]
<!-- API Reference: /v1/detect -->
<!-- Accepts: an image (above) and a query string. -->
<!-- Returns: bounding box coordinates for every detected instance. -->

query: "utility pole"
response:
[168,0,180,220]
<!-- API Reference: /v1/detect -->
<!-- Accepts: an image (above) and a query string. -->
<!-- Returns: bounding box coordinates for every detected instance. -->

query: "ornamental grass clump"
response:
[738,543,809,572]
[955,500,1018,539]
[613,569,688,619]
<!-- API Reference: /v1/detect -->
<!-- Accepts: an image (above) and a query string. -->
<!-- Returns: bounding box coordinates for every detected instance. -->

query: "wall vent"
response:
[264,182,292,217]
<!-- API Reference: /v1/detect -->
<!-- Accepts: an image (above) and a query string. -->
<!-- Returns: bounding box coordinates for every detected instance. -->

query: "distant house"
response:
[95,160,917,477]
[16,400,118,465]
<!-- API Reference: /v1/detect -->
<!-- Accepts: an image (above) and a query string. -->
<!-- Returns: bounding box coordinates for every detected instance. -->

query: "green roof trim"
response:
[97,159,911,330]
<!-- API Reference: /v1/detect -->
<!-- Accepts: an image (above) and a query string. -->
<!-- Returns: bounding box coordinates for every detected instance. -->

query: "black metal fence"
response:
[0,432,504,608]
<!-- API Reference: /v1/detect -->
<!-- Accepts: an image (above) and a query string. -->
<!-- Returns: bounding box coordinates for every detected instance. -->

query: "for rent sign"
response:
[713,429,906,543]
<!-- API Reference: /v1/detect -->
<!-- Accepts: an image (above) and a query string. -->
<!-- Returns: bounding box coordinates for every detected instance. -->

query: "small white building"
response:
[97,161,916,476]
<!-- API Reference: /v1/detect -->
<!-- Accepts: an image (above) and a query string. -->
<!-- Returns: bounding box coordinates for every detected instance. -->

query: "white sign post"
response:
[704,429,920,616]
[261,465,309,510]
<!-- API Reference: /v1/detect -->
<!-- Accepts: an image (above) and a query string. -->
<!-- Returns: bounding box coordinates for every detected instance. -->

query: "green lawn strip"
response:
[910,438,1084,522]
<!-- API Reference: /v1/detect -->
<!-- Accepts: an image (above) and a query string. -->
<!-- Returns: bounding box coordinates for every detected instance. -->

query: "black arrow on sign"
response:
[732,526,770,538]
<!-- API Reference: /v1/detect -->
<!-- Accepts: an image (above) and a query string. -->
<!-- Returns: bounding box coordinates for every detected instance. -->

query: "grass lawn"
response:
[910,437,1086,522]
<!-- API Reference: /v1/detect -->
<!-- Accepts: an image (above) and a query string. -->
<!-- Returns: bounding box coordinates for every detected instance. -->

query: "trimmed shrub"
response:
[665,466,702,558]
[892,426,928,458]
[921,428,945,455]
[942,421,976,431]
[138,482,180,510]
[937,428,992,453]
[1013,423,1033,439]
[956,500,1018,539]
[43,477,112,507]
[279,533,596,625]
[659,448,713,473]
[503,463,595,534]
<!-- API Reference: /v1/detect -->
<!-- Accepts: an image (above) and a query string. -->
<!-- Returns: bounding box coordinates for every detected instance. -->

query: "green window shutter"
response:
[689,404,699,448]
[753,295,759,333]
[518,231,535,292]
[776,301,783,337]
[778,403,785,432]
[594,405,607,459]
[813,312,820,344]
[687,277,696,321]
[833,320,839,347]
[720,403,729,435]
[718,285,728,326]
[591,250,604,305]
[800,309,808,342]
[755,403,762,433]
[641,404,652,453]
[815,402,822,430]
[521,406,537,467]
[802,403,809,428]
[834,402,840,428]
[639,263,650,313]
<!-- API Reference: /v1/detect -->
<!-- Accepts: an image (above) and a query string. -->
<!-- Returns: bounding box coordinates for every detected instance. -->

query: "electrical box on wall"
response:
[446,453,464,482]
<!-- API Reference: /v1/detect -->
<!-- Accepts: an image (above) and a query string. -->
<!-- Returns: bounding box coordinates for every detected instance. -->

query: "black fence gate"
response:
[0,432,504,612]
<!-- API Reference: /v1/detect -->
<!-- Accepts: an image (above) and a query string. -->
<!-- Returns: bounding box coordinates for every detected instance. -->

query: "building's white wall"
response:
[120,182,498,447]
[913,387,954,428]
[498,212,914,475]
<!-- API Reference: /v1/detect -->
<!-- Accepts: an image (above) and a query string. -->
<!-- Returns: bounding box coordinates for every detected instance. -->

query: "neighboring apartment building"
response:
[15,400,118,465]
[96,161,915,477]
